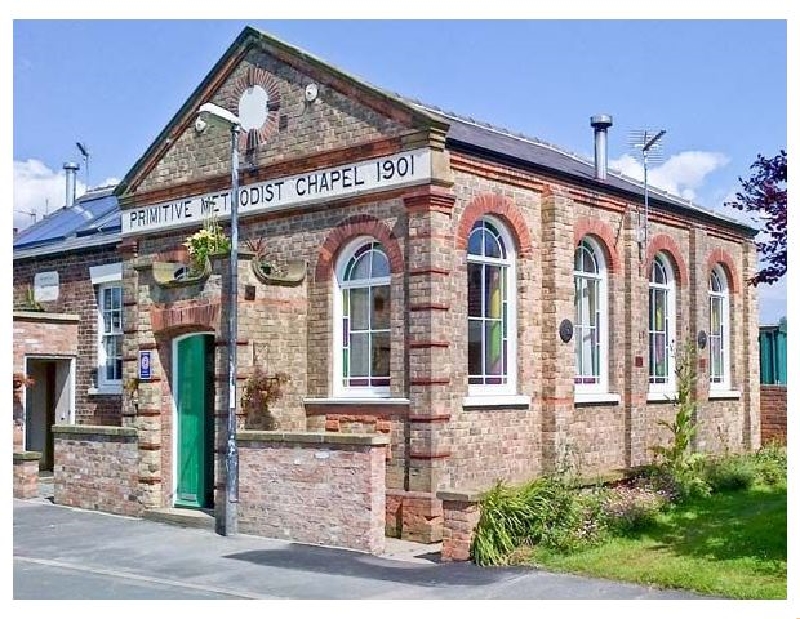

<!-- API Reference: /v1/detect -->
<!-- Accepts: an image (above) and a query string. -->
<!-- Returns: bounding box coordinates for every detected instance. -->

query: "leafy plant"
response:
[751,442,787,487]
[705,456,757,492]
[649,341,709,499]
[183,214,231,274]
[18,285,44,311]
[240,367,289,430]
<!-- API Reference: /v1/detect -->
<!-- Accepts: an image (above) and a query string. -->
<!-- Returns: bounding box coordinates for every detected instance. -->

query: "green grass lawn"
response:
[513,484,786,599]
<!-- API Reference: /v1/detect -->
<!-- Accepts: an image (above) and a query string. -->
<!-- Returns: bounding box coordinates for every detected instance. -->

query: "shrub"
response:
[602,485,667,534]
[752,442,787,487]
[705,457,757,492]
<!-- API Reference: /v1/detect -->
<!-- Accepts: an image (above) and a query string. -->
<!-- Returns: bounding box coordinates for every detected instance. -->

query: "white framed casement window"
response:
[90,263,123,393]
[332,238,391,397]
[97,283,123,389]
[708,266,731,391]
[573,237,608,394]
[466,217,517,397]
[648,253,677,396]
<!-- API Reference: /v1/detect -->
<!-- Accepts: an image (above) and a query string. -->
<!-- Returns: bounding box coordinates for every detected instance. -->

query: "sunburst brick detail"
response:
[150,300,221,334]
[573,217,621,272]
[230,65,282,151]
[315,214,404,281]
[456,193,534,258]
[645,233,688,286]
[706,248,741,293]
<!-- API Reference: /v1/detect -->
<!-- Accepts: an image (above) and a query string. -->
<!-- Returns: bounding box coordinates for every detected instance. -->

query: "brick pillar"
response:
[13,451,41,499]
[624,208,649,467]
[438,490,482,562]
[741,243,761,450]
[120,240,140,432]
[401,185,455,543]
[540,185,575,474]
[688,226,709,449]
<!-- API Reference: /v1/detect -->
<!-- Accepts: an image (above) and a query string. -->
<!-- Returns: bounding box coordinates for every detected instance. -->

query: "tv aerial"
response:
[627,128,667,258]
[76,141,90,188]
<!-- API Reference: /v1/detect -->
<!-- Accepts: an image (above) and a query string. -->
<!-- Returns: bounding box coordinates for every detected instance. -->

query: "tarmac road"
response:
[13,498,706,600]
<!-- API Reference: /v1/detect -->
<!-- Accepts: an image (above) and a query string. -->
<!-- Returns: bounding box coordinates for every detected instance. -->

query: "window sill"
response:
[708,389,741,400]
[574,392,621,405]
[647,392,677,403]
[88,386,122,396]
[303,397,410,406]
[462,394,530,408]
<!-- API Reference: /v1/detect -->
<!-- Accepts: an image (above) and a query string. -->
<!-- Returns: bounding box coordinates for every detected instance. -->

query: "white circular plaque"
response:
[238,85,270,132]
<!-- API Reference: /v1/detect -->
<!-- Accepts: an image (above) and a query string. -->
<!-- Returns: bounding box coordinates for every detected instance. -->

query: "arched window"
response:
[649,253,677,394]
[467,217,516,395]
[709,266,730,390]
[333,238,391,396]
[574,237,608,393]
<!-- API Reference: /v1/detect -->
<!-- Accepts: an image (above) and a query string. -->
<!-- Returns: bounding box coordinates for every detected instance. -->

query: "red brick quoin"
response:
[573,217,621,272]
[456,193,533,258]
[315,214,404,281]
[645,234,688,286]
[706,248,741,293]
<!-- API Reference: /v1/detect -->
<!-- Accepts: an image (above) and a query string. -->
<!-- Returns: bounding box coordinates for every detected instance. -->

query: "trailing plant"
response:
[240,367,289,430]
[183,214,231,275]
[650,341,709,499]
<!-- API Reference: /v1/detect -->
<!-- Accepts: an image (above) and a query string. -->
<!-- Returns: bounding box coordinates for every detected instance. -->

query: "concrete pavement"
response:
[13,498,707,600]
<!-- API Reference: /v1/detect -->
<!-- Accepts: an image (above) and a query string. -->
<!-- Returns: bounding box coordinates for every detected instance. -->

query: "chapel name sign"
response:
[122,148,432,235]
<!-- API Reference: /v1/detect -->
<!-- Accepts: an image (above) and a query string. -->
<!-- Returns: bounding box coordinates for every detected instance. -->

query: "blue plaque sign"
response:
[138,350,152,380]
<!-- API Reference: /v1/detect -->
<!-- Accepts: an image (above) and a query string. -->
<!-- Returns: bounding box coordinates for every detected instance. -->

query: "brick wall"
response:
[760,385,786,444]
[237,431,387,553]
[14,247,122,426]
[53,425,140,516]
[13,452,41,499]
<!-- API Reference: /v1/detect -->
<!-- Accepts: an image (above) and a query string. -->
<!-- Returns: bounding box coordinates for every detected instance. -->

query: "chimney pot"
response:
[590,114,613,180]
[63,161,80,208]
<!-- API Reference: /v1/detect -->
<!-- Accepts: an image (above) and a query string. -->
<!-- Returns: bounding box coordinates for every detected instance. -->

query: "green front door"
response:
[175,335,213,508]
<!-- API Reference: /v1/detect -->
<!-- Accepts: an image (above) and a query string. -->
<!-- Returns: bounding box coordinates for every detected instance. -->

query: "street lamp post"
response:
[197,103,242,536]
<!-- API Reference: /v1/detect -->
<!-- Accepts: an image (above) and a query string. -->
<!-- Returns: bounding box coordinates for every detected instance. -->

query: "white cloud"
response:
[13,159,118,231]
[609,151,729,203]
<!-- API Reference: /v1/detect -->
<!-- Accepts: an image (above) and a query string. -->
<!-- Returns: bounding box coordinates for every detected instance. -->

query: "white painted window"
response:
[708,267,731,390]
[648,254,677,395]
[333,238,391,397]
[466,217,517,396]
[574,237,608,393]
[97,283,123,387]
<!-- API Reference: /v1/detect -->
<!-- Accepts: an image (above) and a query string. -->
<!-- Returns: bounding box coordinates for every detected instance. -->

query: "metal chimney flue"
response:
[63,162,80,208]
[590,114,613,180]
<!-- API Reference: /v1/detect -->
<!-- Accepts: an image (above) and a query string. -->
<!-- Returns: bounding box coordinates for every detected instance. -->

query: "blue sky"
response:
[12,19,787,321]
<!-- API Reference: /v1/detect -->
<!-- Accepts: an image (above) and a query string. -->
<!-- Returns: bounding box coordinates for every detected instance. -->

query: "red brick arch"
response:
[456,193,533,257]
[645,234,689,286]
[706,248,741,293]
[573,218,621,272]
[315,214,403,281]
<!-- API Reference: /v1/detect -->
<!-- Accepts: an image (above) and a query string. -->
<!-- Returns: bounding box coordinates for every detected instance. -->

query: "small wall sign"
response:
[34,271,59,302]
[138,351,152,380]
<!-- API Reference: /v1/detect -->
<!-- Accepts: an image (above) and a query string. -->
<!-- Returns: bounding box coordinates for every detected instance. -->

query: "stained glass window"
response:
[708,268,729,387]
[339,241,391,392]
[574,239,604,388]
[648,255,675,388]
[467,219,513,390]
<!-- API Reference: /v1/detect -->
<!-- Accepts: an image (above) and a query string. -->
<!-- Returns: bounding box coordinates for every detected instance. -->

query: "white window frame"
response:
[708,266,731,391]
[648,253,677,397]
[91,263,123,392]
[332,237,392,398]
[466,216,517,397]
[573,237,608,395]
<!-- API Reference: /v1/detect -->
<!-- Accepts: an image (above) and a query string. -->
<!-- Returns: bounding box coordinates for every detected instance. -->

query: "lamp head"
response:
[197,102,241,128]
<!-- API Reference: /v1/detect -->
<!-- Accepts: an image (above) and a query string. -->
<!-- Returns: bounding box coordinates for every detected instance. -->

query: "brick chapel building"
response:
[14,26,760,543]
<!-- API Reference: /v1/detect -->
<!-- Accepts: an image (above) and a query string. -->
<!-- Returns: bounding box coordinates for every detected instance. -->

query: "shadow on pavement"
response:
[225,544,531,587]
